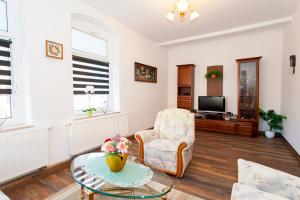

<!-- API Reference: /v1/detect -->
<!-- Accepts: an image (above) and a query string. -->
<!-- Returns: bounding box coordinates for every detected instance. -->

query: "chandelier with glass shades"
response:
[166,0,199,22]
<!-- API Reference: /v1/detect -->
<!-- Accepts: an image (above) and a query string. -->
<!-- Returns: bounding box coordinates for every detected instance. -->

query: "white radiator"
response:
[68,112,128,155]
[0,127,49,183]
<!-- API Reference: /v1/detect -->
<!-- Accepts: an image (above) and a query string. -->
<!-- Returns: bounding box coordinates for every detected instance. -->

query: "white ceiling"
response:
[83,0,300,44]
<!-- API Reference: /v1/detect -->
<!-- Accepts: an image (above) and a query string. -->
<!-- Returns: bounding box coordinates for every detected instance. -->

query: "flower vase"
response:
[106,153,128,172]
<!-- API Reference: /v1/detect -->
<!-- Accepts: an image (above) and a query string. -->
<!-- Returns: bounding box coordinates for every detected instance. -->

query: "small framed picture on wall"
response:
[45,40,63,59]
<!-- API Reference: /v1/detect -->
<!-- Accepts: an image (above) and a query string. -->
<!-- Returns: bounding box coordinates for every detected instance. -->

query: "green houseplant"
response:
[205,70,223,79]
[259,108,287,138]
[82,86,97,117]
[83,108,96,117]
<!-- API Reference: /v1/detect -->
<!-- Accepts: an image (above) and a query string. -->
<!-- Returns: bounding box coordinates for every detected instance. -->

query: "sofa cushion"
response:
[159,108,191,140]
[238,159,300,200]
[231,183,289,200]
[144,139,180,162]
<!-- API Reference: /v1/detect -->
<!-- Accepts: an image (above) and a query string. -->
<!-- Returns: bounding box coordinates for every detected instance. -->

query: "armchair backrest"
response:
[154,108,195,142]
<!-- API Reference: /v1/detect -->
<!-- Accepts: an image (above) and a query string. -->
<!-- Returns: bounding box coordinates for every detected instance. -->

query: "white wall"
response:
[168,27,283,130]
[281,5,300,154]
[19,0,168,165]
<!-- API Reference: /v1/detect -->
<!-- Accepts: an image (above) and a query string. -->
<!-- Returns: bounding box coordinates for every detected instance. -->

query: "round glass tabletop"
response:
[71,153,173,199]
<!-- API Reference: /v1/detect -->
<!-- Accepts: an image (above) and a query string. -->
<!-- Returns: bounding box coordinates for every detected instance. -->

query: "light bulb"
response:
[190,11,199,21]
[176,0,189,12]
[166,12,175,22]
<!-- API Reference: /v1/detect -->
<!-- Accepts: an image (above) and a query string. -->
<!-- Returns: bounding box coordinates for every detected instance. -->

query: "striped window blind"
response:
[72,55,109,95]
[0,38,12,95]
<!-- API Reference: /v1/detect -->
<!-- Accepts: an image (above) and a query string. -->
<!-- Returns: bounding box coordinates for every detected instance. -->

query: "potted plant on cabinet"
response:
[259,108,287,138]
[205,70,223,79]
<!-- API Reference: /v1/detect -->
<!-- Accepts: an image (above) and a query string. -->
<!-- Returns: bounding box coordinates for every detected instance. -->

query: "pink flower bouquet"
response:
[101,135,131,155]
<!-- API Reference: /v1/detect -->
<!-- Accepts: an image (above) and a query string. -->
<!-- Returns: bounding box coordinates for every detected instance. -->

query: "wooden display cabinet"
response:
[236,57,262,137]
[177,64,195,111]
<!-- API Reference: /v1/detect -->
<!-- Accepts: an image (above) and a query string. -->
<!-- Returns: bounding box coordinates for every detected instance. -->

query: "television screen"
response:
[198,96,225,112]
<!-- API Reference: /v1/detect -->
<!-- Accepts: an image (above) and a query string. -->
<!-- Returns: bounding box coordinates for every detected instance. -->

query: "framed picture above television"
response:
[134,62,157,83]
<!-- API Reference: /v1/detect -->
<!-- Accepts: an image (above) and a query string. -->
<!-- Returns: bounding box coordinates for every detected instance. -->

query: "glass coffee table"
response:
[71,153,173,199]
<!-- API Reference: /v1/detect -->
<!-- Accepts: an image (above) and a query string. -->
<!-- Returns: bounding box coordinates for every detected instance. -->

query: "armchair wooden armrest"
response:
[135,130,159,164]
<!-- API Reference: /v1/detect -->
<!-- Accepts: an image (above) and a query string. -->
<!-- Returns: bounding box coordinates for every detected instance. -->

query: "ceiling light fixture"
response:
[166,0,199,22]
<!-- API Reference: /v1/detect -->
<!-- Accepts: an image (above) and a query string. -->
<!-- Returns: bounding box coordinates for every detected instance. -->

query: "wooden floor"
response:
[3,131,300,200]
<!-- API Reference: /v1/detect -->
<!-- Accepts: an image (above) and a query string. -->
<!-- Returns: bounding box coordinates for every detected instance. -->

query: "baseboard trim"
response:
[0,135,135,193]
[0,159,71,192]
[282,136,300,162]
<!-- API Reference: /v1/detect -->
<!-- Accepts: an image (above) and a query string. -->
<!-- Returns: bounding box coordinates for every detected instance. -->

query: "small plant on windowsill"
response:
[259,108,287,139]
[83,108,97,118]
[82,85,96,117]
[205,70,223,79]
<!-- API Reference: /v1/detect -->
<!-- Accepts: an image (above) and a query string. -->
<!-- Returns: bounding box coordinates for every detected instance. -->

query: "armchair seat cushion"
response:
[144,139,180,163]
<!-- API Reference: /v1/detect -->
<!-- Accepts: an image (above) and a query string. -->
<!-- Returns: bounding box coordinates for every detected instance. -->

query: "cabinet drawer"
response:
[177,100,192,108]
[238,123,257,136]
[177,96,192,101]
[219,123,237,132]
[196,121,218,130]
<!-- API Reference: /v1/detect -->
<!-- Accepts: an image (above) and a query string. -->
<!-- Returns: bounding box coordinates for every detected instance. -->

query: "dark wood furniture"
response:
[195,117,237,135]
[236,57,262,137]
[207,65,223,96]
[177,64,195,110]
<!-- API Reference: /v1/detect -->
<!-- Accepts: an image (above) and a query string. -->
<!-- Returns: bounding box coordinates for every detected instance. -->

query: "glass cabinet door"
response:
[239,61,257,120]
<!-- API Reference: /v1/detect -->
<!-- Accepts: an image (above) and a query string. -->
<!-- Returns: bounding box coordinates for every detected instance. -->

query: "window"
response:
[0,0,8,32]
[72,29,110,112]
[72,29,107,59]
[0,38,12,118]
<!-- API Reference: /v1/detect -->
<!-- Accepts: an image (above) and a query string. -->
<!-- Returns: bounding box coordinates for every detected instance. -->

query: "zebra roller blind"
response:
[0,38,12,95]
[72,55,109,95]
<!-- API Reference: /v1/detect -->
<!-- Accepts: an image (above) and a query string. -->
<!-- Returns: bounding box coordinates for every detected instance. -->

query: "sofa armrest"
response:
[178,136,194,148]
[135,129,159,164]
[135,129,160,144]
[238,159,300,200]
[231,183,289,200]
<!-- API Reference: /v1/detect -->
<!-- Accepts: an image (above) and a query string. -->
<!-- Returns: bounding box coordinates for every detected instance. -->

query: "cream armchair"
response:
[135,108,195,178]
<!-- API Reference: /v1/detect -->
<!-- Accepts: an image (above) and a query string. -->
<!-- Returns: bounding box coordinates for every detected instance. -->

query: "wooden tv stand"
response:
[195,117,238,135]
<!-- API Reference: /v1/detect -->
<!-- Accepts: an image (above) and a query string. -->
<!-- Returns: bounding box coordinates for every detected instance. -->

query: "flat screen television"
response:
[198,96,225,113]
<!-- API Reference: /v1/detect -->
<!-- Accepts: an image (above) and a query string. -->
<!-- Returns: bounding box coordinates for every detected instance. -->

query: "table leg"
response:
[88,193,94,200]
[161,188,168,200]
[81,186,85,200]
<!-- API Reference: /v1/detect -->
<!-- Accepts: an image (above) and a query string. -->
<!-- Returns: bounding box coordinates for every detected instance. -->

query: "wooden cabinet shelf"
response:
[237,56,262,137]
[195,118,237,135]
[177,64,195,111]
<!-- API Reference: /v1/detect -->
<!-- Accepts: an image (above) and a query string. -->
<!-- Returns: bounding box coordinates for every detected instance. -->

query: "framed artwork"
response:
[134,62,157,83]
[45,40,63,59]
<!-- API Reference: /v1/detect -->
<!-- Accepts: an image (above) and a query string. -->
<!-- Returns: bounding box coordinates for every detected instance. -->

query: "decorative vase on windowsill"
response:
[101,135,131,172]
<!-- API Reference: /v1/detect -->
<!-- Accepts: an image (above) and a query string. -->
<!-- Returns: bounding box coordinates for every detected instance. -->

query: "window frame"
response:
[0,0,8,32]
[72,28,109,63]
[0,0,27,127]
[71,27,111,116]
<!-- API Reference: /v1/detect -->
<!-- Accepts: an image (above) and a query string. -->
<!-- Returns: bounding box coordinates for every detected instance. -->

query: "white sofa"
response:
[231,159,300,200]
[135,108,195,177]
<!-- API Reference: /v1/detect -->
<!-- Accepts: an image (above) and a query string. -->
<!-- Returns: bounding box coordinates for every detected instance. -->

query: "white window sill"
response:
[74,111,121,121]
[0,124,34,133]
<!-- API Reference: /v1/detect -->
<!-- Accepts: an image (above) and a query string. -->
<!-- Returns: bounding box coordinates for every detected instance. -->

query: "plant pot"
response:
[211,74,217,79]
[265,131,275,139]
[106,153,128,172]
[86,110,93,117]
